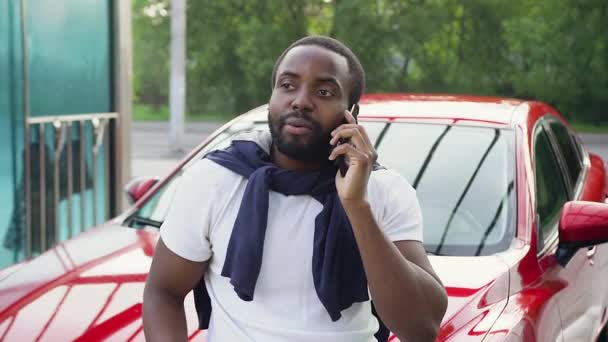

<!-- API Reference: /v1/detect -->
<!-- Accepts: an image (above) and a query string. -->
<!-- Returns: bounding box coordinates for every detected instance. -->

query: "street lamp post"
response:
[169,0,186,153]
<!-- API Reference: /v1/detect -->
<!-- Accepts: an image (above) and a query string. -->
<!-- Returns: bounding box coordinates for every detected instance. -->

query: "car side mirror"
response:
[556,201,608,266]
[124,176,160,205]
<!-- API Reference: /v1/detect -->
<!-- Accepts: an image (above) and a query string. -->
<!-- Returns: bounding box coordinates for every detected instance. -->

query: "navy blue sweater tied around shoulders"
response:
[193,133,388,341]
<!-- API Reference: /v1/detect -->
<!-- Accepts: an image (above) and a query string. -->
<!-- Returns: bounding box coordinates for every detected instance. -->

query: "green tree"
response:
[186,0,306,116]
[504,0,608,122]
[132,0,607,124]
[133,0,170,109]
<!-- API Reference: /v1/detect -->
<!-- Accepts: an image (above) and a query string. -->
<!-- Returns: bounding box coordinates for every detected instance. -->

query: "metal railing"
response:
[14,0,130,262]
[24,113,118,258]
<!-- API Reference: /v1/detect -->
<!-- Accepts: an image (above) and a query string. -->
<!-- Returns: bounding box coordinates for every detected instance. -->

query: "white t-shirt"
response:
[160,141,423,342]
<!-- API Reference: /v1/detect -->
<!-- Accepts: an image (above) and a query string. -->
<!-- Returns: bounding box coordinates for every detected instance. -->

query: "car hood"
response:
[0,224,179,341]
[430,255,511,341]
[0,225,510,341]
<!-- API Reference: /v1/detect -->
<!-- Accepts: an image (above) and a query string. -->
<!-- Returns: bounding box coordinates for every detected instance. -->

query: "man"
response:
[143,36,447,342]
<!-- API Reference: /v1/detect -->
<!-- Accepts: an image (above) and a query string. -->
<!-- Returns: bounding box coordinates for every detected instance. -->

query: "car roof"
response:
[359,93,524,127]
[241,93,530,129]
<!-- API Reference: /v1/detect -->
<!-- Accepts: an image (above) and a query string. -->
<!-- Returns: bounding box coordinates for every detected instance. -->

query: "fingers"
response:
[330,125,372,152]
[344,109,357,124]
[329,110,378,164]
[356,124,374,150]
[328,144,377,174]
[330,126,360,145]
[331,109,371,147]
[331,124,359,136]
[328,143,366,162]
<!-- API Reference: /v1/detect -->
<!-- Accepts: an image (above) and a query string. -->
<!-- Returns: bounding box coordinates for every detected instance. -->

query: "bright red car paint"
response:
[125,177,160,205]
[559,201,608,243]
[582,154,608,202]
[0,94,607,341]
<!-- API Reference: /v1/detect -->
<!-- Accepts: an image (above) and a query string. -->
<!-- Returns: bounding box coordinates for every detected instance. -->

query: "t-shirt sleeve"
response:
[159,159,214,262]
[373,169,424,242]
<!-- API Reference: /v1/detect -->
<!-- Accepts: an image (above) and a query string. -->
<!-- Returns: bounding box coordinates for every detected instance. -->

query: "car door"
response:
[538,118,608,341]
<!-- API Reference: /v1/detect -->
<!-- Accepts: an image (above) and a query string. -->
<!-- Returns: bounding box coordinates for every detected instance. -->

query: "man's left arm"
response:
[342,200,447,341]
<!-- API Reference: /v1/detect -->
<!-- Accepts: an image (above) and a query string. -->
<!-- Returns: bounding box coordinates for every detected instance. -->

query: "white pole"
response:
[115,0,133,210]
[169,0,186,153]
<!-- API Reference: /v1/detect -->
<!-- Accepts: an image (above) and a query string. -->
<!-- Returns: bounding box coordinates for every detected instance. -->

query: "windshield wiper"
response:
[128,215,163,228]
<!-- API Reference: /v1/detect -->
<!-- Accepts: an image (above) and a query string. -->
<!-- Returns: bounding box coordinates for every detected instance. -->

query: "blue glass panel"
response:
[0,0,26,268]
[26,0,112,116]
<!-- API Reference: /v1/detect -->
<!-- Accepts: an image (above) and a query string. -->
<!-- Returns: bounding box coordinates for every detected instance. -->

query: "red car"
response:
[1,94,607,341]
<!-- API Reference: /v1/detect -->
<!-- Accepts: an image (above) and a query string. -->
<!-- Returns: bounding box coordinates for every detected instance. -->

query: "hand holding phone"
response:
[335,103,359,177]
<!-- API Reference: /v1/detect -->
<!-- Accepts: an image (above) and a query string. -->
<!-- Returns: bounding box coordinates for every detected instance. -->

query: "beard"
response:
[268,110,333,162]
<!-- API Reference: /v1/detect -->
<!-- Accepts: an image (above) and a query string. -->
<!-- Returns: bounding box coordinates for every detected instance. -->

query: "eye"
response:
[279,81,294,90]
[318,89,334,97]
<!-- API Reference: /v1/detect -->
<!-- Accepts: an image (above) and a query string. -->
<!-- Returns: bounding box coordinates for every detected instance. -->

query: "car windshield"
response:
[128,120,516,257]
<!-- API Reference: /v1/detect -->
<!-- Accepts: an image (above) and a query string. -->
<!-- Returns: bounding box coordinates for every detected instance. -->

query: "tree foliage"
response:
[133,0,607,123]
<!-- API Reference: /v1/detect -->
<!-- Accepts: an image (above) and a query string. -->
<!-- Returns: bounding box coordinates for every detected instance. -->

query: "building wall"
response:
[0,0,25,267]
[0,0,117,269]
[26,0,112,116]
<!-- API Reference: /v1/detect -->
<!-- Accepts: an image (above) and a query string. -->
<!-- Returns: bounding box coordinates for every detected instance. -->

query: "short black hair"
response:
[271,36,366,108]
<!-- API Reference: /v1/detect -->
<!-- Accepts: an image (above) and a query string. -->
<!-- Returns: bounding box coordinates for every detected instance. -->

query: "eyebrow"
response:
[316,76,341,90]
[278,71,342,90]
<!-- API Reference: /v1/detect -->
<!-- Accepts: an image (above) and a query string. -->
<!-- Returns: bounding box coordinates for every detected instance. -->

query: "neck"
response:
[271,145,326,172]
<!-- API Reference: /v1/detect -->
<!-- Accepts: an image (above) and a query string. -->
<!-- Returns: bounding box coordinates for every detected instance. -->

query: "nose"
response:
[291,88,314,113]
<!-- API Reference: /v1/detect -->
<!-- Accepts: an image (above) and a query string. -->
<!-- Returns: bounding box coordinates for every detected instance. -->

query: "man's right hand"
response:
[143,238,209,341]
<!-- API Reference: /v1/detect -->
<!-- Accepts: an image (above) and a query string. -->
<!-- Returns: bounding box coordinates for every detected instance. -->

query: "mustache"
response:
[278,111,314,125]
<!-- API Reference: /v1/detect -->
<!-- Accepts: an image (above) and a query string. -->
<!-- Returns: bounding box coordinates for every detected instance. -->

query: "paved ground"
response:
[580,133,608,163]
[132,122,223,159]
[131,122,223,178]
[131,121,608,178]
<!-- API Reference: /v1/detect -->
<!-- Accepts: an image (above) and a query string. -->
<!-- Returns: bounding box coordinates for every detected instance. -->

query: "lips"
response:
[283,117,313,129]
[282,117,313,135]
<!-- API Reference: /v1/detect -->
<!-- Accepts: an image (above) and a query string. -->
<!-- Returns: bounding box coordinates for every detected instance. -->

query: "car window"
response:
[129,122,268,227]
[129,121,387,229]
[375,123,516,256]
[129,121,517,257]
[135,175,181,224]
[534,126,569,250]
[548,121,583,191]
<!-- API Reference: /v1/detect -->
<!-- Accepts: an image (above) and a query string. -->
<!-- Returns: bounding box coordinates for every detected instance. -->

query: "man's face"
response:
[268,45,350,162]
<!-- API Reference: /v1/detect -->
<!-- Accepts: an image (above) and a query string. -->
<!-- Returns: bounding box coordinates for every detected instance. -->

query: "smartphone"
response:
[335,103,359,177]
